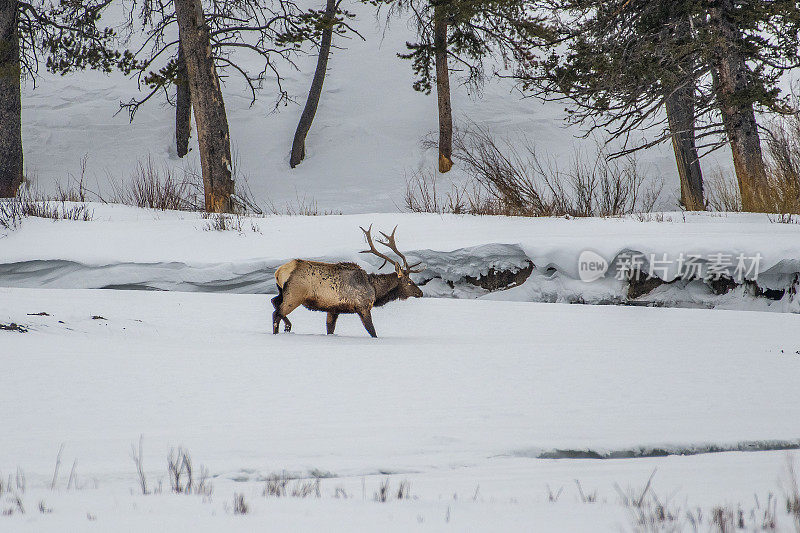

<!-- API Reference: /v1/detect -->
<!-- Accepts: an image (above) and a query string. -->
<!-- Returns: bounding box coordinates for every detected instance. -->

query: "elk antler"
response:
[360,225,424,273]
[360,224,400,271]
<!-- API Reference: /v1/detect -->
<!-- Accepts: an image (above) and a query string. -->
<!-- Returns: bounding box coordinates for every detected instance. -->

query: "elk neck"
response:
[368,273,402,307]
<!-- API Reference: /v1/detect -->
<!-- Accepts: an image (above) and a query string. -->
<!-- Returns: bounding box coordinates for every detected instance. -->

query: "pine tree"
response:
[519,0,800,212]
[702,0,800,211]
[517,1,710,209]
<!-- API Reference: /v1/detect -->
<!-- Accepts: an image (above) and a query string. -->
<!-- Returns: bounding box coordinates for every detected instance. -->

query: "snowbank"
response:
[1,207,799,311]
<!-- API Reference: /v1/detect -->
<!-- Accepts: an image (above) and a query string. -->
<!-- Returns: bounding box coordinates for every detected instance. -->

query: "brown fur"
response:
[271,259,422,337]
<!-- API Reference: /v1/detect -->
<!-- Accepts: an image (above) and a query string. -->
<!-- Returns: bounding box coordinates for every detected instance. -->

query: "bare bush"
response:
[130,436,149,495]
[264,473,290,497]
[232,493,249,515]
[396,480,412,500]
[166,448,211,496]
[575,479,597,503]
[108,158,203,211]
[706,170,743,212]
[403,172,500,215]
[374,478,391,502]
[263,473,321,499]
[0,184,93,229]
[168,448,192,494]
[203,212,244,232]
[711,506,744,532]
[785,456,800,530]
[762,113,800,214]
[291,479,321,498]
[409,125,662,217]
[0,199,23,230]
[263,194,342,216]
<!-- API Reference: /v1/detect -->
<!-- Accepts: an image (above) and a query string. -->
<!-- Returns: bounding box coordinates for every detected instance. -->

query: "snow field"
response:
[1,286,799,531]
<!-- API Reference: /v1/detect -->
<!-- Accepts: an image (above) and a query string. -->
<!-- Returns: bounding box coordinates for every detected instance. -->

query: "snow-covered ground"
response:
[2,284,800,530]
[7,0,799,528]
[2,207,799,311]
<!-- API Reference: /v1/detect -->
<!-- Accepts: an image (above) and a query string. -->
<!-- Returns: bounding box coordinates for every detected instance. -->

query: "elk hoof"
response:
[284,324,291,332]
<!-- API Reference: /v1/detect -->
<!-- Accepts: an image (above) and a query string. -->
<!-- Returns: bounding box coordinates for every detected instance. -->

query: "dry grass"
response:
[130,436,149,495]
[232,493,249,515]
[785,456,800,531]
[108,158,203,211]
[373,478,412,502]
[263,194,342,216]
[1,173,94,229]
[408,125,662,217]
[403,171,501,215]
[167,448,211,496]
[708,112,800,214]
[762,112,800,214]
[263,472,321,499]
[706,170,742,212]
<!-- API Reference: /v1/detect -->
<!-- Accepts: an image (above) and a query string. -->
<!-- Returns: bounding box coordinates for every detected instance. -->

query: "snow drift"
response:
[1,207,799,312]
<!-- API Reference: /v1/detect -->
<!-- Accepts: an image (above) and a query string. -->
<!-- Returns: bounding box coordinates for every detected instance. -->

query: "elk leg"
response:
[326,312,339,335]
[357,309,377,338]
[271,293,283,334]
[278,299,302,333]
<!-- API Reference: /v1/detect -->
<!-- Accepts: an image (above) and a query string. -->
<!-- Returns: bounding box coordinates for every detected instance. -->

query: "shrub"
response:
[408,125,662,217]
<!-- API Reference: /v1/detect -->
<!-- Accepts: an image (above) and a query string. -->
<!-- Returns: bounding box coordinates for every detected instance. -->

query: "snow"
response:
[2,286,800,530]
[19,0,735,214]
[1,207,799,311]
[6,6,799,526]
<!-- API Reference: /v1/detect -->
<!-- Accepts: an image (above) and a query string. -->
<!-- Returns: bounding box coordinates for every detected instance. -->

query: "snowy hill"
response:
[19,2,729,213]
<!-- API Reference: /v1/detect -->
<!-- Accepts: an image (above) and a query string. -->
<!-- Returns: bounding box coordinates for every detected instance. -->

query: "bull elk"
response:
[271,225,424,337]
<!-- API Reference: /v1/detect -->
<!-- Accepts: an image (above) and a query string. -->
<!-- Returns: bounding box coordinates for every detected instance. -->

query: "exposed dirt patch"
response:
[627,274,669,300]
[0,322,28,333]
[463,261,534,291]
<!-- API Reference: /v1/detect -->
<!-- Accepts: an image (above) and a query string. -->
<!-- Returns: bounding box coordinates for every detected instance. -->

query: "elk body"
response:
[271,226,423,337]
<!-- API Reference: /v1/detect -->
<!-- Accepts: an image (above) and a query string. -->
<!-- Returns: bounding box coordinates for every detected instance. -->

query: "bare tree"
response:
[174,0,234,211]
[289,0,355,168]
[432,3,452,172]
[0,0,23,197]
[175,43,191,158]
[122,0,308,211]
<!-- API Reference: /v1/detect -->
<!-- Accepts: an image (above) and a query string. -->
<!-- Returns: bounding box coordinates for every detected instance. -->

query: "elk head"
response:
[360,225,424,299]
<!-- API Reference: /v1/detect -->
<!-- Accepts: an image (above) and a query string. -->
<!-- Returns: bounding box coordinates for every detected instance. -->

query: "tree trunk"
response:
[664,82,704,210]
[289,0,336,168]
[174,0,234,212]
[709,2,768,211]
[0,0,22,197]
[175,42,191,158]
[433,4,452,173]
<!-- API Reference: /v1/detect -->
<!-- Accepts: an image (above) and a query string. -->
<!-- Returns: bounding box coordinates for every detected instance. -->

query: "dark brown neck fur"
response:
[368,273,401,307]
